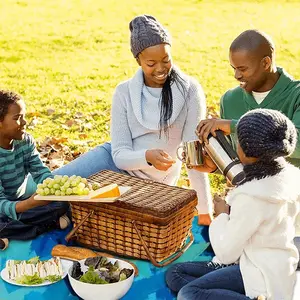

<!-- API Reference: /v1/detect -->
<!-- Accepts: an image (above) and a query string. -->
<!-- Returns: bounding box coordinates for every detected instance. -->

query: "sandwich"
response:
[5,256,63,284]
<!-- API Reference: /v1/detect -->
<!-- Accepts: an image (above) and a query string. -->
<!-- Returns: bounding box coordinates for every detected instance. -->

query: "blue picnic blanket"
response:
[0,217,213,300]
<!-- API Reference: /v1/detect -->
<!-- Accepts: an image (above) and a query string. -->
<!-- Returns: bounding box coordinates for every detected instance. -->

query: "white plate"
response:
[0,259,73,287]
[34,186,131,203]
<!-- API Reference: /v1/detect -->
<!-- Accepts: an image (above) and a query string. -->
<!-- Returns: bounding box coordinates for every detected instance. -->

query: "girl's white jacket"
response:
[209,164,300,300]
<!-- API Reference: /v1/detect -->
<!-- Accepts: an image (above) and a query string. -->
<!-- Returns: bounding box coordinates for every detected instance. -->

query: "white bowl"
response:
[68,257,134,300]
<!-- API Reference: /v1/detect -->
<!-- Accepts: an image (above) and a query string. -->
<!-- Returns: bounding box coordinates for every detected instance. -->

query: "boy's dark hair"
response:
[0,90,22,121]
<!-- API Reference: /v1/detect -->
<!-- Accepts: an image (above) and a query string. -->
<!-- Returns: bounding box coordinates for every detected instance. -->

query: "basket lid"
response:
[88,170,197,218]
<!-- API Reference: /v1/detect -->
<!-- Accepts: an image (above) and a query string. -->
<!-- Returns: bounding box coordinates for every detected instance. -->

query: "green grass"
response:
[1,0,300,192]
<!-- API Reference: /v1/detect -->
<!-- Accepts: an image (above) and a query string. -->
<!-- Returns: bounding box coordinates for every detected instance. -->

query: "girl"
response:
[54,15,213,225]
[166,109,300,299]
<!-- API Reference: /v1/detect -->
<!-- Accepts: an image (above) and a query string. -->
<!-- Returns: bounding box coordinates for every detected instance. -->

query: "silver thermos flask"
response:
[204,130,245,185]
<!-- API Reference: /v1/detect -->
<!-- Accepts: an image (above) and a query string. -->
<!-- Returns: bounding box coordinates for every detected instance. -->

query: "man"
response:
[197,29,300,167]
[196,29,300,268]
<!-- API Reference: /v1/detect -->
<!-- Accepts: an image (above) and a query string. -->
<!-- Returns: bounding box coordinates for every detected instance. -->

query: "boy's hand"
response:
[146,149,176,171]
[16,194,52,213]
[28,195,52,208]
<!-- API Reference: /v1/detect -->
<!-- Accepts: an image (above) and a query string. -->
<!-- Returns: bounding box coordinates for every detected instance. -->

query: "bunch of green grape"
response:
[36,175,100,196]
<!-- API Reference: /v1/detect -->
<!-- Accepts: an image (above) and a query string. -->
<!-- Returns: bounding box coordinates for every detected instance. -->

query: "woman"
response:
[54,15,212,225]
[166,109,300,300]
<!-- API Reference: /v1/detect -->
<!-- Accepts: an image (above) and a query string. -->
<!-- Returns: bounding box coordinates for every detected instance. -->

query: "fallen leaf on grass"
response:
[26,112,41,118]
[79,133,88,139]
[27,117,39,129]
[72,140,88,146]
[48,151,64,160]
[82,122,92,130]
[36,136,84,171]
[207,105,219,118]
[40,137,69,147]
[49,158,65,169]
[74,112,84,118]
[65,119,76,127]
[47,108,55,115]
[74,119,82,125]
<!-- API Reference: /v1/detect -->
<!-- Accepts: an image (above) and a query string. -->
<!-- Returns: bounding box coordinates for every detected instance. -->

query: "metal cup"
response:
[177,140,204,167]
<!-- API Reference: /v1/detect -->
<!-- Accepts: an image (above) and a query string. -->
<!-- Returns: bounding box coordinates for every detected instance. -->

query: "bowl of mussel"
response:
[68,256,134,300]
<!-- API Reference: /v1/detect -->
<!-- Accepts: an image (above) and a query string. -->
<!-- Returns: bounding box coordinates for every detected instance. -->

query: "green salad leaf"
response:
[79,266,108,284]
[15,273,62,285]
[26,256,40,264]
[119,273,127,281]
[16,273,43,285]
[45,275,62,282]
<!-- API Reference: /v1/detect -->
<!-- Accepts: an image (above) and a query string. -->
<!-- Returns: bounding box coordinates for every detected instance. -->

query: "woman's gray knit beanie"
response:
[129,15,171,58]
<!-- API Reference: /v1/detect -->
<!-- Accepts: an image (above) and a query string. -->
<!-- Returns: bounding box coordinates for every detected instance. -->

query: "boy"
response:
[0,90,70,250]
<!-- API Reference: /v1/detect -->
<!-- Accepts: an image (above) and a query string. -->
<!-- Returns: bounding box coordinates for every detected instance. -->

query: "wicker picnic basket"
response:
[66,170,197,267]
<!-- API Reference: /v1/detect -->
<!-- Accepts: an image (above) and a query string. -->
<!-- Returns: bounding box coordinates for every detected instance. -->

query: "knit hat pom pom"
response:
[282,138,295,156]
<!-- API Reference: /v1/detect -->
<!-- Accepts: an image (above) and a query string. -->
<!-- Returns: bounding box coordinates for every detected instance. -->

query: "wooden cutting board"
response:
[34,186,131,203]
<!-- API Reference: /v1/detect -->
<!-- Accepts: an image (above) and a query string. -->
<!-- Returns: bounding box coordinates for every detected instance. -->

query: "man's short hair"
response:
[230,30,275,59]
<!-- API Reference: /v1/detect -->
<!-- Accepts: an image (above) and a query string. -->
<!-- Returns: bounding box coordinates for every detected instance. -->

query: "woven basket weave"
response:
[67,170,197,267]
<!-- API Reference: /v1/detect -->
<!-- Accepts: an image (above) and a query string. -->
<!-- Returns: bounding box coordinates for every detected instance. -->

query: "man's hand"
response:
[196,118,232,144]
[146,149,176,171]
[16,194,52,213]
[213,194,230,217]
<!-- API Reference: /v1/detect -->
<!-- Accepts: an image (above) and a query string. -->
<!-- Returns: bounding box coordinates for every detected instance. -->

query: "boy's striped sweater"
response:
[0,133,52,220]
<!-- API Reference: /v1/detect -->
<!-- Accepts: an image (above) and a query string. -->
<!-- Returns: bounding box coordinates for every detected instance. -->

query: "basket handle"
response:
[65,210,94,242]
[132,221,194,267]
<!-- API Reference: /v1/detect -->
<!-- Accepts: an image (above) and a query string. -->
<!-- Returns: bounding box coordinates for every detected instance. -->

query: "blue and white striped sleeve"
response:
[25,135,53,184]
[0,179,18,220]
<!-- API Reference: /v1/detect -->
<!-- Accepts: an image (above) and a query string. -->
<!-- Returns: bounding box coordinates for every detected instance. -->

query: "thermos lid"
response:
[231,171,246,185]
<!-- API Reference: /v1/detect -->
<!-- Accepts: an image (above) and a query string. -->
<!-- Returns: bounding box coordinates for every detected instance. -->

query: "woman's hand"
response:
[190,149,218,173]
[213,194,230,217]
[146,149,176,171]
[196,118,231,144]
